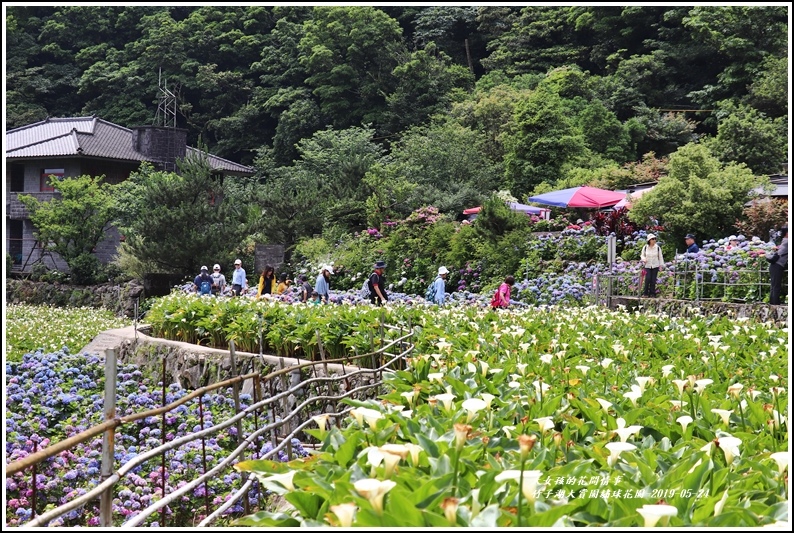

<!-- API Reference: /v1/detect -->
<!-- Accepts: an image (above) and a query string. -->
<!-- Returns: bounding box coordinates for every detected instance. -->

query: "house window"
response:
[9,219,23,265]
[40,168,65,192]
[10,164,25,192]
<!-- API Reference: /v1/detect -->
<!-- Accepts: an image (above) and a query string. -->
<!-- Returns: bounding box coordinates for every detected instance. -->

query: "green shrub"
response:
[68,253,101,285]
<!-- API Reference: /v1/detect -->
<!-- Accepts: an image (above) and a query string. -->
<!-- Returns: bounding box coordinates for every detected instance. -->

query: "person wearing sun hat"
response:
[193,265,214,295]
[768,226,788,305]
[640,233,664,298]
[210,264,226,296]
[368,260,389,306]
[231,258,247,296]
[315,264,333,304]
[430,266,449,306]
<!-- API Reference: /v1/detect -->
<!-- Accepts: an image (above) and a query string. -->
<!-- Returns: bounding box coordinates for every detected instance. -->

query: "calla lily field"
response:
[183,302,789,527]
[5,295,790,526]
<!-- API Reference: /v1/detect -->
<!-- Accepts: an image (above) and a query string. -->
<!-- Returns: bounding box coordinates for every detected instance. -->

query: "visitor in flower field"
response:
[315,265,333,303]
[257,265,276,298]
[684,233,699,253]
[193,266,214,295]
[768,226,787,305]
[298,274,313,303]
[231,259,247,296]
[430,266,449,305]
[310,290,322,305]
[725,236,740,251]
[490,275,515,308]
[640,234,664,298]
[210,264,226,296]
[275,273,292,295]
[368,260,389,306]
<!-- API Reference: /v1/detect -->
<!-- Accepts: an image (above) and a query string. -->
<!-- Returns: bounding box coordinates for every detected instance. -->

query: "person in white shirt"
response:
[640,234,664,298]
[231,259,248,296]
[431,266,448,305]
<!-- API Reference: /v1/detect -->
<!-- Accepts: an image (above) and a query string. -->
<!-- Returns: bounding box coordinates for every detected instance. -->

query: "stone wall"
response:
[608,296,788,325]
[5,279,145,318]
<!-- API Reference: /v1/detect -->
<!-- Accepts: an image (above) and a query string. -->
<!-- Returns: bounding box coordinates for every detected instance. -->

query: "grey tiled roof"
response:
[6,116,254,175]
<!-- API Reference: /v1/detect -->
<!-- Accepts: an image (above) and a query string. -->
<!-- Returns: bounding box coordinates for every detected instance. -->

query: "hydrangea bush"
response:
[6,349,307,527]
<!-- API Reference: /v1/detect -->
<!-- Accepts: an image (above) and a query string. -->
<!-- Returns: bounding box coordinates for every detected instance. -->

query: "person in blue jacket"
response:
[684,234,699,253]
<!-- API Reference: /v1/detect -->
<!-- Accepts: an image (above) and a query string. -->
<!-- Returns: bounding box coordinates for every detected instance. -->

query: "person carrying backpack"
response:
[194,266,214,296]
[210,264,226,296]
[298,274,313,303]
[426,266,449,305]
[368,260,389,306]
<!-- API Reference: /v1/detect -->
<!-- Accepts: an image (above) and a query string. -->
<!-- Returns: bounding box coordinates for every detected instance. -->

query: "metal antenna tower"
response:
[153,68,178,172]
[154,68,177,128]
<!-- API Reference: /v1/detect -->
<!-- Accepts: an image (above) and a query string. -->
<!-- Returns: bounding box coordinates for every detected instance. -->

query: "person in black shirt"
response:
[368,260,389,306]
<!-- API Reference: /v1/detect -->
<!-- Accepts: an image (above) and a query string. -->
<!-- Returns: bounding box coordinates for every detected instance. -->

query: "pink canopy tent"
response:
[526,186,626,208]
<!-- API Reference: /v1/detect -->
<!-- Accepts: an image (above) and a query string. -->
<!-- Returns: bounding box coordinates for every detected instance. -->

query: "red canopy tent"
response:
[526,186,626,208]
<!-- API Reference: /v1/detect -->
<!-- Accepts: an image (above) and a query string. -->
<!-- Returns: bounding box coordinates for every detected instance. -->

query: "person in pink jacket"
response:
[491,275,515,308]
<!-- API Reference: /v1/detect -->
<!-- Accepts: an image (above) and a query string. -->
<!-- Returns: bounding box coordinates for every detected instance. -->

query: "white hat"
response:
[728,235,738,241]
[646,233,657,241]
[321,264,333,275]
[200,265,208,271]
[213,264,221,270]
[234,259,242,265]
[438,266,449,275]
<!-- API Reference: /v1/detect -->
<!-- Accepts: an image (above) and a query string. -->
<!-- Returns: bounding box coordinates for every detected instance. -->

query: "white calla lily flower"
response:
[605,441,636,467]
[461,397,487,422]
[676,415,693,433]
[635,376,653,393]
[434,393,456,412]
[353,478,396,515]
[713,490,729,517]
[711,408,733,426]
[534,416,555,434]
[716,436,742,464]
[769,451,789,474]
[637,504,677,527]
[596,398,613,413]
[330,502,357,527]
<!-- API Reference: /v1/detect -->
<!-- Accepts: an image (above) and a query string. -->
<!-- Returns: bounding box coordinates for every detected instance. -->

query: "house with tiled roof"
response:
[5,116,255,273]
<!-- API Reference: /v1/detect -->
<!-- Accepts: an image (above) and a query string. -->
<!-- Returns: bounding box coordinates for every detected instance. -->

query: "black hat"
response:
[685,234,695,240]
[374,260,387,269]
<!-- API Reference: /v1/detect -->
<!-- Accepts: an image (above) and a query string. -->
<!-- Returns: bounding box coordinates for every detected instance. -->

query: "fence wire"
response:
[8,322,414,528]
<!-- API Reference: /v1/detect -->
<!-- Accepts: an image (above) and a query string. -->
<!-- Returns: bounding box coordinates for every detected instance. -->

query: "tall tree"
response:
[502,88,586,196]
[628,143,767,246]
[705,102,787,176]
[298,6,403,133]
[18,175,117,284]
[113,156,261,275]
[385,43,474,134]
[683,6,788,109]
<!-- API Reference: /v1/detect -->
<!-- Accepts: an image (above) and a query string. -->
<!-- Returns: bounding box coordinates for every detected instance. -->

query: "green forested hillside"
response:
[6,5,788,270]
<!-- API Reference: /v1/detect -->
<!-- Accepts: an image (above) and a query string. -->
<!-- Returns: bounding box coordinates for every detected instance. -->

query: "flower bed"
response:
[5,349,307,527]
[232,306,788,527]
[5,304,133,363]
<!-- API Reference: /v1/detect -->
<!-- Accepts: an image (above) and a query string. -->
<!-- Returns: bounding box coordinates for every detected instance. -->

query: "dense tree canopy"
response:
[5,5,788,266]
